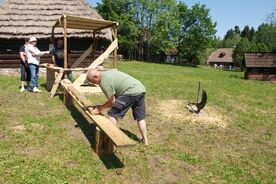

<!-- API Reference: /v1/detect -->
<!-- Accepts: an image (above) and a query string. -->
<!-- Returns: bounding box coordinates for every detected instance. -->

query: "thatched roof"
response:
[207,48,233,64]
[245,52,276,68]
[0,0,112,39]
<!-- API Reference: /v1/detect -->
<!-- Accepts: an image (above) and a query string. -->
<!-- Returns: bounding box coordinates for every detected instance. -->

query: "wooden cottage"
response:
[0,0,112,68]
[207,48,234,67]
[244,52,276,81]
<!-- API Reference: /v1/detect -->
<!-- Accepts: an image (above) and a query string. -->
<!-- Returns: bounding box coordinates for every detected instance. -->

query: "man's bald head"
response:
[86,69,101,85]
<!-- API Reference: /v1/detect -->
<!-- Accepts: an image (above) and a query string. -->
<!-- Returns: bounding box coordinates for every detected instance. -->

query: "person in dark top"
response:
[51,38,73,81]
[19,38,30,92]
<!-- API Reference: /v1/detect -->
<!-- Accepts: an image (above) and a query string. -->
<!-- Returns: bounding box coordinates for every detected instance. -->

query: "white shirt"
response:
[25,44,45,65]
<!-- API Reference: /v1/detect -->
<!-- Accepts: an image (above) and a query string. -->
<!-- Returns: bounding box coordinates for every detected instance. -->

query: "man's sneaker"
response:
[19,87,25,92]
[33,87,41,93]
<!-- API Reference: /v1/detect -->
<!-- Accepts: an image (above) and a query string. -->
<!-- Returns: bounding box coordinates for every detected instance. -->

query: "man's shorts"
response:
[108,93,145,121]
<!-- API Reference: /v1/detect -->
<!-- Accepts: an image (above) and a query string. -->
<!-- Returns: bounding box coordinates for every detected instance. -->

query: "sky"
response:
[0,0,275,38]
[88,0,276,39]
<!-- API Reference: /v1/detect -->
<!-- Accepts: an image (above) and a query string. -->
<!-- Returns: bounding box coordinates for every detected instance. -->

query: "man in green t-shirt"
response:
[86,69,149,145]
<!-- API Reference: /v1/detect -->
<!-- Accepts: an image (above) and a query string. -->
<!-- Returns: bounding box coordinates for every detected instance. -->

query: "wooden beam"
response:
[113,27,118,69]
[88,38,118,69]
[63,15,68,78]
[61,84,136,147]
[71,44,93,68]
[93,31,96,61]
[50,70,64,97]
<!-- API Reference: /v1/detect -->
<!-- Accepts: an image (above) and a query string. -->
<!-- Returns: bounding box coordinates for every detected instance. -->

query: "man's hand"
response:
[92,107,100,115]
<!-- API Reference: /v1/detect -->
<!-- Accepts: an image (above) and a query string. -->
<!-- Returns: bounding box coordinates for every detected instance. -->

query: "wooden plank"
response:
[71,44,93,68]
[64,15,68,77]
[63,88,73,106]
[86,113,136,147]
[61,85,136,147]
[46,68,56,91]
[88,38,118,69]
[50,70,64,97]
[95,127,102,155]
[72,73,86,87]
[75,86,102,94]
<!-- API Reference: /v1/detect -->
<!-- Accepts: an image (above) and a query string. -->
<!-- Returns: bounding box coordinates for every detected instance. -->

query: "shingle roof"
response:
[244,52,276,68]
[207,48,234,64]
[0,0,112,39]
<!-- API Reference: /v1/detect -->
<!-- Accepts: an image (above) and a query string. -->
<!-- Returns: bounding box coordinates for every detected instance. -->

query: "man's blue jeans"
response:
[29,64,39,89]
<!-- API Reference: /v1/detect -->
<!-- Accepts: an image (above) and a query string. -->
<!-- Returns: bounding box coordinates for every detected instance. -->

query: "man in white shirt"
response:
[25,37,49,93]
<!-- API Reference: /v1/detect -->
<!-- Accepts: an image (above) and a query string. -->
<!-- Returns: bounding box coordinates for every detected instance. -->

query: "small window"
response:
[218,52,226,58]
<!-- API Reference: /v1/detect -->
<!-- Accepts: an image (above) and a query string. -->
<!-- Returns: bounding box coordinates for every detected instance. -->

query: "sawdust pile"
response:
[157,100,227,128]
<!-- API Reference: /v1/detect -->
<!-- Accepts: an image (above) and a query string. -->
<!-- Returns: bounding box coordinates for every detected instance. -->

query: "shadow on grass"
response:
[121,128,141,142]
[63,100,124,169]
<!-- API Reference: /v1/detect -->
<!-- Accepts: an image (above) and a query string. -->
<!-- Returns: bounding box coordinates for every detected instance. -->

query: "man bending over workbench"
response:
[86,69,149,145]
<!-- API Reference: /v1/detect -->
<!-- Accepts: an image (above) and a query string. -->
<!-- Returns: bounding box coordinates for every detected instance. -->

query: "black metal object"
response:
[186,81,208,114]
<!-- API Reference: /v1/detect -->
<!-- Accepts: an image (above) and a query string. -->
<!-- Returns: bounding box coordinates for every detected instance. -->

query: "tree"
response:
[233,38,251,68]
[234,25,240,34]
[241,25,252,40]
[178,3,216,64]
[224,29,235,40]
[255,23,276,51]
[97,0,141,59]
[222,33,241,48]
[151,0,181,57]
[266,8,276,25]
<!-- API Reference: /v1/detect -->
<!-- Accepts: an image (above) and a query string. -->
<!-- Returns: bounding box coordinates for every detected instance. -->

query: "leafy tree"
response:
[97,0,141,59]
[233,38,251,68]
[266,8,276,25]
[224,29,235,40]
[255,23,276,51]
[241,25,251,39]
[222,33,241,48]
[151,0,181,56]
[178,3,216,64]
[234,25,240,34]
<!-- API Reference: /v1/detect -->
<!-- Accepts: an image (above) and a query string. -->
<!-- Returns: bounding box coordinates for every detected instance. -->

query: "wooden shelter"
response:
[45,14,118,97]
[244,52,276,81]
[0,0,112,68]
[207,48,234,67]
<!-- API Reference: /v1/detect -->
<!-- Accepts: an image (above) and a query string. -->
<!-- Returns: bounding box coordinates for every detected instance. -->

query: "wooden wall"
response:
[245,68,276,81]
[0,37,110,68]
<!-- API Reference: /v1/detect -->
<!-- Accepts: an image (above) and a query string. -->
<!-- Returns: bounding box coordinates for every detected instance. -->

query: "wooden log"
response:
[63,88,73,106]
[81,98,93,109]
[71,44,93,68]
[46,68,56,91]
[95,126,114,155]
[50,70,64,97]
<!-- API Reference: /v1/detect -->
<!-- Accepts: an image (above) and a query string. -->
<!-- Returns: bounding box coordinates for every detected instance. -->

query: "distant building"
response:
[244,52,276,81]
[207,48,234,67]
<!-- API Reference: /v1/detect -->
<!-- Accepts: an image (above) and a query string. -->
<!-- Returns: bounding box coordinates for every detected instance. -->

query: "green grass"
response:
[0,61,275,183]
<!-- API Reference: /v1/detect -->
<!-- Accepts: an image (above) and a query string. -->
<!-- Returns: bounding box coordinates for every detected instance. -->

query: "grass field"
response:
[0,61,275,184]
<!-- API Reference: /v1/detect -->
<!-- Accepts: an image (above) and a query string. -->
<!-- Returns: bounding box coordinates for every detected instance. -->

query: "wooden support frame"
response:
[48,15,119,96]
[50,70,64,97]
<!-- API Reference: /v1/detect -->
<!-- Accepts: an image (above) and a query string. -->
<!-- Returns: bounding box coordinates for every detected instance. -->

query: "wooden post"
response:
[63,88,73,106]
[93,31,96,61]
[113,27,118,68]
[50,70,64,97]
[95,127,114,156]
[63,15,68,78]
[46,68,55,91]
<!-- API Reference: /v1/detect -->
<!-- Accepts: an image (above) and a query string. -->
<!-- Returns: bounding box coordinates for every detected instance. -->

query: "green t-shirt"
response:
[100,70,146,98]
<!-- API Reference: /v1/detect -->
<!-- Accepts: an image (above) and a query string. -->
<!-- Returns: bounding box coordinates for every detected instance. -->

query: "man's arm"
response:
[92,95,115,114]
[52,55,56,65]
[19,52,26,63]
[28,45,49,56]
